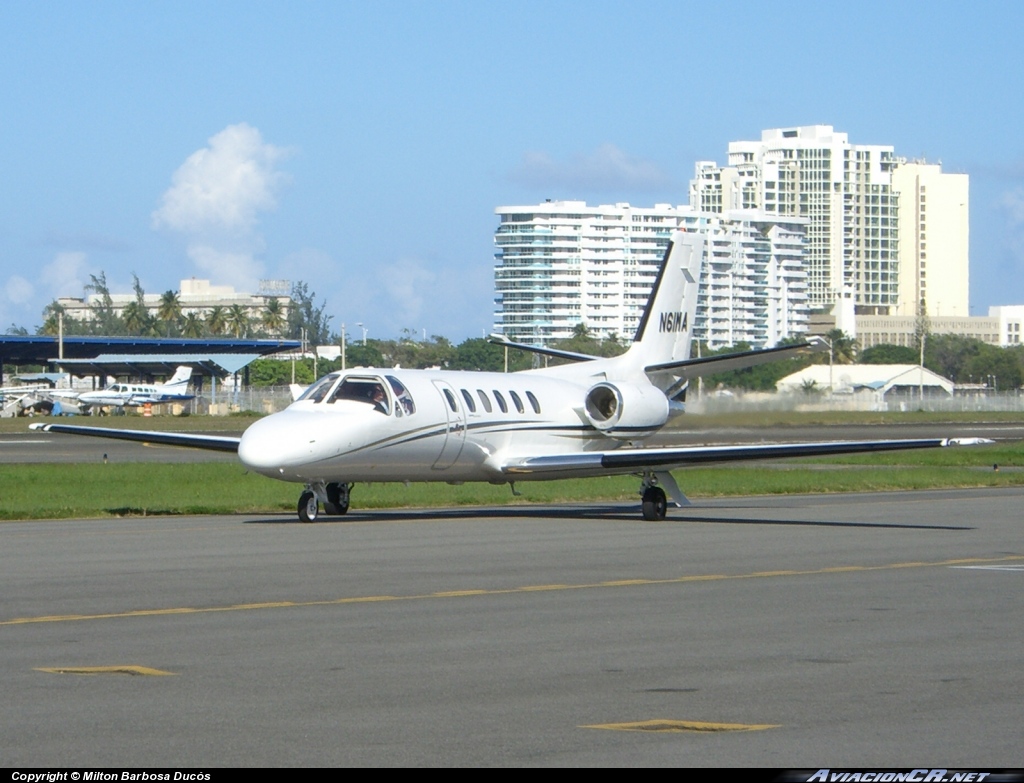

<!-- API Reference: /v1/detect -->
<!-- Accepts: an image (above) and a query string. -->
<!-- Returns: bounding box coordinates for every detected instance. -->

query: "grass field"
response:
[2,439,1022,520]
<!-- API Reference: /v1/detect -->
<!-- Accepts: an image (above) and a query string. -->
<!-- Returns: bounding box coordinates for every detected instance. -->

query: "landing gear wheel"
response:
[325,482,351,516]
[641,486,668,521]
[298,491,319,523]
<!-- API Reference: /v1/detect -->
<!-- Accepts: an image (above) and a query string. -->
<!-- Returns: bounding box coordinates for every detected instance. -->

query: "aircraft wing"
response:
[501,437,992,476]
[645,337,829,378]
[29,423,240,453]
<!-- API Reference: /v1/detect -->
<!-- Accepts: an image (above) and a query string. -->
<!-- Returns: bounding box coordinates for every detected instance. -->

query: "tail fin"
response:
[627,230,704,368]
[164,366,193,390]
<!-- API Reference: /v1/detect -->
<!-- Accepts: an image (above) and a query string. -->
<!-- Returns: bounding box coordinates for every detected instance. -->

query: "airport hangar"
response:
[0,335,302,393]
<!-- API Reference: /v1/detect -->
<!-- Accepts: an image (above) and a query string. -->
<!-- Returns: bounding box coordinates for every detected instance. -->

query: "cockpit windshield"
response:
[296,374,339,403]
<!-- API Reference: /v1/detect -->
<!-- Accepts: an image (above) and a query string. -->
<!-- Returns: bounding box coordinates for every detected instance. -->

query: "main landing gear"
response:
[640,472,668,521]
[297,482,352,523]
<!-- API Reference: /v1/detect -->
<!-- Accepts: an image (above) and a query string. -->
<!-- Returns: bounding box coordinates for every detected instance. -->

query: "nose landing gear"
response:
[297,482,352,522]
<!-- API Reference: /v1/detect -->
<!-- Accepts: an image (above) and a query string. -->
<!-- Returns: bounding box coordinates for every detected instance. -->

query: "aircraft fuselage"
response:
[238,367,639,484]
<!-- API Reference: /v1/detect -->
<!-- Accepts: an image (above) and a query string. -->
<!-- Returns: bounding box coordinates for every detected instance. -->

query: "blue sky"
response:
[3,1,1023,341]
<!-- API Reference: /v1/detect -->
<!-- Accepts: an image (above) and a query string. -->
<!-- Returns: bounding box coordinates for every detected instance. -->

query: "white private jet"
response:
[31,232,990,522]
[71,366,195,410]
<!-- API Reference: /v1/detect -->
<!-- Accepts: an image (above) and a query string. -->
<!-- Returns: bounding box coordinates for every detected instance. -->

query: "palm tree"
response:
[825,328,858,364]
[157,290,182,337]
[225,304,251,338]
[180,311,205,338]
[122,300,150,335]
[261,298,286,336]
[206,306,227,336]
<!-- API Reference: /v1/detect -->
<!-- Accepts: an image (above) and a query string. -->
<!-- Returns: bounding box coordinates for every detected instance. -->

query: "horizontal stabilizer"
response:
[487,333,599,363]
[645,337,828,378]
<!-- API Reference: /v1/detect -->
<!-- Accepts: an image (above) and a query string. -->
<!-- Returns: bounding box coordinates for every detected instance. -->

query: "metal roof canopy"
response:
[0,335,300,365]
[54,353,262,380]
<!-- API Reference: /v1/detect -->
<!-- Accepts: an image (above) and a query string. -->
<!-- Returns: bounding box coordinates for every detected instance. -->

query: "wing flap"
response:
[30,423,241,453]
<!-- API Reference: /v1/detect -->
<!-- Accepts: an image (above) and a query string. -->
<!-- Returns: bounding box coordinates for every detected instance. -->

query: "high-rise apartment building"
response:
[493,201,809,348]
[691,125,901,314]
[493,201,678,345]
[891,162,969,317]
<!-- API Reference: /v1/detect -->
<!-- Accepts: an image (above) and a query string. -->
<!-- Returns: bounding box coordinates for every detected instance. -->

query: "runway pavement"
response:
[2,488,1022,766]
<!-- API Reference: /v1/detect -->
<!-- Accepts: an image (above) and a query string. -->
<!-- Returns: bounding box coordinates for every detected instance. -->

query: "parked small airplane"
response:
[0,384,51,417]
[31,232,989,521]
[71,366,195,410]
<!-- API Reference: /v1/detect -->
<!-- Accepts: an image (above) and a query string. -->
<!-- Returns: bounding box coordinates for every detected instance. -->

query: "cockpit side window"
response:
[387,376,415,416]
[476,389,492,413]
[329,378,391,414]
[460,389,477,413]
[509,390,525,414]
[493,390,508,413]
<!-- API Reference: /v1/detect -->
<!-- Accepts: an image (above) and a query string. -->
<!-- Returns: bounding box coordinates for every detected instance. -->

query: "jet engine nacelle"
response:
[583,381,669,438]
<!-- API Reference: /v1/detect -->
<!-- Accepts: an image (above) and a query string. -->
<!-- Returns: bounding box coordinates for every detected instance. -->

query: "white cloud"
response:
[378,257,437,324]
[152,123,288,236]
[509,143,671,192]
[4,275,34,306]
[186,245,264,293]
[152,123,289,288]
[1001,187,1024,226]
[41,251,90,299]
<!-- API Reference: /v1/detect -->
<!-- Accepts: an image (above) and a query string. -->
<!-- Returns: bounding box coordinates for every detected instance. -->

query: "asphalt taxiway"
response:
[2,488,1022,766]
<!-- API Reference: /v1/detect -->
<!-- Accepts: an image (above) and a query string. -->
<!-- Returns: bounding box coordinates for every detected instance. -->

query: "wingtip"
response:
[28,423,49,432]
[943,437,996,446]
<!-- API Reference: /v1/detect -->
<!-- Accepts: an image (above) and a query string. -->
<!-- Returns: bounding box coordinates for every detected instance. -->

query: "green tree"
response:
[84,272,123,335]
[860,344,920,364]
[180,311,205,338]
[157,290,182,337]
[225,305,251,338]
[345,340,385,368]
[824,328,858,365]
[451,338,509,371]
[261,298,287,336]
[206,306,227,336]
[287,282,332,345]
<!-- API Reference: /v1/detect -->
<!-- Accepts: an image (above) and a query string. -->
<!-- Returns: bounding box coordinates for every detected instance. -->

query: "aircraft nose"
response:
[238,412,322,475]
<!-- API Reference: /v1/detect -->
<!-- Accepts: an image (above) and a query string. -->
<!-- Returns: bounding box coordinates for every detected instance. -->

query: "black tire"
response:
[298,491,319,523]
[326,482,350,515]
[641,486,668,521]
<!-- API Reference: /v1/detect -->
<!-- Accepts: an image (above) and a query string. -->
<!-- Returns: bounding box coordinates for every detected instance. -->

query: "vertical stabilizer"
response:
[164,366,193,391]
[628,230,704,368]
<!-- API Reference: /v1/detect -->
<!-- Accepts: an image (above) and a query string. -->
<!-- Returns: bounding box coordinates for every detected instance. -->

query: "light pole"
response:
[821,335,834,393]
[340,323,346,370]
[356,322,367,346]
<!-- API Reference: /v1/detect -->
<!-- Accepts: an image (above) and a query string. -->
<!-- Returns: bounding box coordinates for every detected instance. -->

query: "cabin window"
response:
[387,376,415,415]
[526,391,541,414]
[492,390,508,413]
[460,389,477,413]
[476,389,492,413]
[509,390,525,414]
[443,388,458,412]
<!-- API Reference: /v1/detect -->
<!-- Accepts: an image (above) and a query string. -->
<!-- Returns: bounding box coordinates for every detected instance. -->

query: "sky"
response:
[3,0,1024,342]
